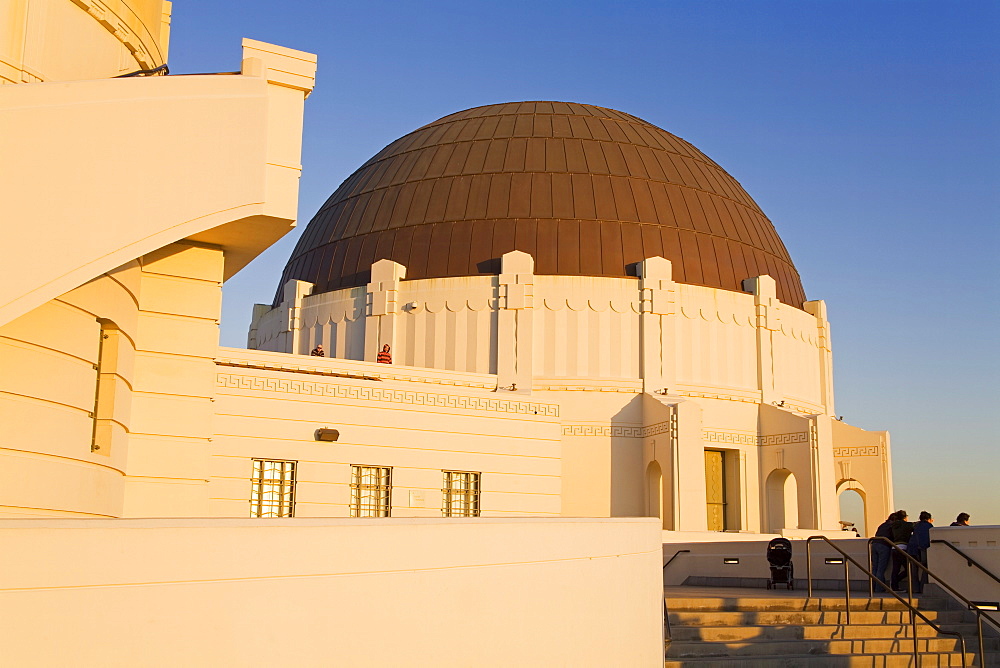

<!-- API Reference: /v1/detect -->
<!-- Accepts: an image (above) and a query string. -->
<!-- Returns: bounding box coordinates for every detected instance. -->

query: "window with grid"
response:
[250,459,296,518]
[442,471,481,517]
[350,465,392,517]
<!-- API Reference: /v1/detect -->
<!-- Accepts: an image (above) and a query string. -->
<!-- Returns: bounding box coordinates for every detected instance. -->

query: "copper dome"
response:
[277,101,806,306]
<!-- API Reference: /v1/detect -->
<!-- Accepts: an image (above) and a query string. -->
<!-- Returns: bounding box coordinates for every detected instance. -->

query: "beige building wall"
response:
[0,0,171,84]
[123,242,224,517]
[0,34,317,519]
[211,349,562,518]
[832,418,893,534]
[928,526,1000,632]
[252,253,893,534]
[0,263,140,517]
[0,517,665,667]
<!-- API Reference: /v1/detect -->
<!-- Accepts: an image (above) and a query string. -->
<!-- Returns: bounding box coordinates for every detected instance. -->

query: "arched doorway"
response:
[837,479,867,536]
[765,468,799,534]
[646,461,663,526]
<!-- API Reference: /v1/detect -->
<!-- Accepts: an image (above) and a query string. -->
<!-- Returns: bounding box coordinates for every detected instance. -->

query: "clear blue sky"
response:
[169,1,999,525]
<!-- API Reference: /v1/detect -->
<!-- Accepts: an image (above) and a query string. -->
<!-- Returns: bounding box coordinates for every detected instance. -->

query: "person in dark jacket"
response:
[871,512,897,593]
[907,511,934,593]
[889,510,914,591]
[310,344,325,357]
[950,513,970,526]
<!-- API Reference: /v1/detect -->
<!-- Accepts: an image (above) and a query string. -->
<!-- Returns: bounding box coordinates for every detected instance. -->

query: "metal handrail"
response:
[807,536,969,668]
[663,549,690,571]
[867,536,991,665]
[661,549,690,645]
[115,64,169,78]
[931,539,1000,585]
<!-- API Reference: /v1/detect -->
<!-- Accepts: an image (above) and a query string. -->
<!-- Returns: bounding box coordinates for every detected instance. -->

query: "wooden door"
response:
[705,450,726,531]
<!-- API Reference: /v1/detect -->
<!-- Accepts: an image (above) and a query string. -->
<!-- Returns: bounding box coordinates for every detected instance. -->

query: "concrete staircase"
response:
[663,588,999,667]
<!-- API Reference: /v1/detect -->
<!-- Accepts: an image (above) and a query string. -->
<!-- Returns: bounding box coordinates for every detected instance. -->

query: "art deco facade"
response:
[0,2,896,664]
[250,102,894,534]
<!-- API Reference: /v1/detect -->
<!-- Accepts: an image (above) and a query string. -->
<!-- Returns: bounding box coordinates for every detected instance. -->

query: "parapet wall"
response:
[0,517,664,667]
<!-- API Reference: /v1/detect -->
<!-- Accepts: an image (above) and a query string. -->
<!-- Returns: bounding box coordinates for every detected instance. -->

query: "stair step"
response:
[665,595,950,612]
[664,652,990,668]
[666,636,981,657]
[669,608,967,626]
[670,622,983,642]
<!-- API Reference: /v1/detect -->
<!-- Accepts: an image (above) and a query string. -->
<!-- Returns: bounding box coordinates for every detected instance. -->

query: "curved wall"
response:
[0,263,138,517]
[1,0,170,84]
[253,267,829,413]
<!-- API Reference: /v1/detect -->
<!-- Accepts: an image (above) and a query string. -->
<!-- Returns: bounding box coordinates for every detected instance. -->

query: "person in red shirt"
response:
[377,344,392,364]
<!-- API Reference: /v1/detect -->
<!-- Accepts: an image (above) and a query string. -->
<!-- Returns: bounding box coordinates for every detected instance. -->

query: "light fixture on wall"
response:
[825,557,845,565]
[723,557,740,565]
[314,428,340,442]
[970,601,1000,611]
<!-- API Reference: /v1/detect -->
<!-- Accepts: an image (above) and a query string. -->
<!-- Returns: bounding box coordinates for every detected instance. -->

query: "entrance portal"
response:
[765,468,799,533]
[705,450,727,531]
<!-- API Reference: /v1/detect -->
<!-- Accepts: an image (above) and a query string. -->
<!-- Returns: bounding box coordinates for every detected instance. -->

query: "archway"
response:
[765,468,799,534]
[837,479,868,536]
[646,461,663,526]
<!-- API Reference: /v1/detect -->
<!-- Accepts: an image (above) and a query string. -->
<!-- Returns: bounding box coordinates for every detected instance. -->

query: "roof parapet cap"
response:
[241,38,316,96]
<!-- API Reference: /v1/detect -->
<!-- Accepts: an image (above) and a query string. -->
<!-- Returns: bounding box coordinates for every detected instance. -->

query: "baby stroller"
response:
[766,537,794,590]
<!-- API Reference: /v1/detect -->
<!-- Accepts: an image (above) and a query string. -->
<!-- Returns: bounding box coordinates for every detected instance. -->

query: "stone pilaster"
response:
[364,259,406,362]
[804,299,835,416]
[637,256,676,395]
[277,279,313,354]
[743,275,780,405]
[497,251,534,393]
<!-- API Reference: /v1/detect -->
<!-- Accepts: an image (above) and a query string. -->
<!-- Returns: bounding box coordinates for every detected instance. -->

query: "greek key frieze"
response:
[833,446,881,458]
[561,421,672,438]
[758,432,809,446]
[704,431,757,446]
[217,373,559,417]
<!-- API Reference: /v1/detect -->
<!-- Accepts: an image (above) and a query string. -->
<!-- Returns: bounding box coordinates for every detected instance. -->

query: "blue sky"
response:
[169,1,999,525]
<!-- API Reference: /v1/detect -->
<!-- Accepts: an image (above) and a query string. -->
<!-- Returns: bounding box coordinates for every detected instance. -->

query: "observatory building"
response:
[0,2,898,663]
[249,101,894,534]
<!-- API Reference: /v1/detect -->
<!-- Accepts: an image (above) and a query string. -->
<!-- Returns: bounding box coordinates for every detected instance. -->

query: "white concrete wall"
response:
[255,265,831,415]
[248,259,878,531]
[929,525,1000,630]
[0,0,171,85]
[212,348,562,518]
[0,263,139,517]
[0,517,664,668]
[661,534,874,586]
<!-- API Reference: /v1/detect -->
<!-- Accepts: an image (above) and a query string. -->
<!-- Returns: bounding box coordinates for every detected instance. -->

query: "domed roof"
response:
[277,101,805,306]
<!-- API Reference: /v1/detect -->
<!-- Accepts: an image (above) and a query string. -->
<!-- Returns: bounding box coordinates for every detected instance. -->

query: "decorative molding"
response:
[69,0,159,68]
[561,424,642,437]
[562,421,671,438]
[833,446,881,458]
[760,432,809,446]
[676,390,760,405]
[705,431,808,446]
[704,431,757,446]
[217,373,559,417]
[561,426,815,446]
[216,357,496,390]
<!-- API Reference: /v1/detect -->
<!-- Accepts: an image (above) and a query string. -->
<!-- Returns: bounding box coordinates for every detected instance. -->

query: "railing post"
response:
[866,538,875,597]
[977,615,985,668]
[844,558,851,625]
[806,538,814,598]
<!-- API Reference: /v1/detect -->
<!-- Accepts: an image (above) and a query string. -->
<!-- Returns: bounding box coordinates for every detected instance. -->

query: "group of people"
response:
[309,344,394,364]
[870,510,971,594]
